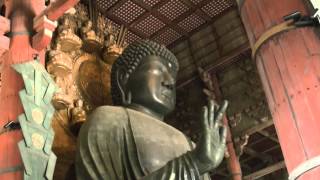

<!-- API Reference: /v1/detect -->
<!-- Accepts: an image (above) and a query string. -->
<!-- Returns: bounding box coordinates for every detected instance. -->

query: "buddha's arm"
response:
[141,100,228,180]
[141,152,203,180]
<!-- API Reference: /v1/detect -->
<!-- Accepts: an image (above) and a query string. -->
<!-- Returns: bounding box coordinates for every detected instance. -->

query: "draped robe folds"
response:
[76,106,210,180]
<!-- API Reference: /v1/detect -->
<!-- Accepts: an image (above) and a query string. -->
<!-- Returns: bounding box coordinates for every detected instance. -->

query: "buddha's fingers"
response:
[208,100,215,128]
[214,100,228,129]
[202,106,209,130]
[220,125,227,145]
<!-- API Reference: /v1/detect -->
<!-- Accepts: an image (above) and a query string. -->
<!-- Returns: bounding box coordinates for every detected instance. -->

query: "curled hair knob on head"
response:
[111,40,179,106]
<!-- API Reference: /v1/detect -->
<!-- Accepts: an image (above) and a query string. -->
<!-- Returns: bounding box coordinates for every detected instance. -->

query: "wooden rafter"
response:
[241,145,282,164]
[95,0,236,45]
[177,42,250,89]
[243,161,286,180]
[168,6,236,48]
[150,0,213,38]
[241,119,274,137]
[258,130,279,143]
[243,147,273,163]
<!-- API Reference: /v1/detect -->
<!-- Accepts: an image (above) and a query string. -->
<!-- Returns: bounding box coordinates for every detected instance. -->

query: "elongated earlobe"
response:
[116,68,131,105]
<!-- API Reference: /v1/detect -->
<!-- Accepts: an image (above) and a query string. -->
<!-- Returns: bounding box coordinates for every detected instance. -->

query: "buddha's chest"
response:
[129,116,192,173]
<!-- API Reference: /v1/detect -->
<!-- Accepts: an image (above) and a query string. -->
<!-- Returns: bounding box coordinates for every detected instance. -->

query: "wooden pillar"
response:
[0,1,46,179]
[238,0,320,179]
[211,73,242,180]
[0,0,78,179]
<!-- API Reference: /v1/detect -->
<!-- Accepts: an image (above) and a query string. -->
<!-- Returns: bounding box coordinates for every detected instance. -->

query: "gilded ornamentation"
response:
[81,20,103,52]
[51,75,74,110]
[102,24,126,64]
[47,4,128,179]
[56,15,82,52]
[70,99,86,135]
[75,54,112,107]
[47,50,73,77]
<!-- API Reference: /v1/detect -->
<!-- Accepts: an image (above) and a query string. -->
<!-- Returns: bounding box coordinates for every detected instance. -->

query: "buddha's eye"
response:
[168,62,172,68]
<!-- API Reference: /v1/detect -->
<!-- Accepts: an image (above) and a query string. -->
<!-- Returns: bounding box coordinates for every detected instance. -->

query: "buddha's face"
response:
[126,55,176,116]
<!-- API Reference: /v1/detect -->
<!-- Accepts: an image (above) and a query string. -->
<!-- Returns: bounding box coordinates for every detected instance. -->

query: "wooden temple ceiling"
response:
[91,0,235,46]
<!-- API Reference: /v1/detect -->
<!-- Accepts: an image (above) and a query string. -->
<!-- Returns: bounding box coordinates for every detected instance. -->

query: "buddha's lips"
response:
[161,88,172,98]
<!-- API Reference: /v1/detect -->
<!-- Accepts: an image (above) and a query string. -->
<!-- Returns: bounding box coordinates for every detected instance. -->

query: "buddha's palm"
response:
[191,100,228,174]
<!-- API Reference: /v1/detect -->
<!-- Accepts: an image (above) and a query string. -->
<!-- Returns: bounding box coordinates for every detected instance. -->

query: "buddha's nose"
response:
[162,72,175,90]
[161,81,174,90]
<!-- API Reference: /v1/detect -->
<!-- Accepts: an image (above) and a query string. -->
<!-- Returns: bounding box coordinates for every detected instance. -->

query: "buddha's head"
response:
[111,40,179,119]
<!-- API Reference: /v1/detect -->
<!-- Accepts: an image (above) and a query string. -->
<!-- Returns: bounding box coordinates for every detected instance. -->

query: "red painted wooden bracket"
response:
[32,0,79,51]
[32,14,57,51]
[32,28,54,51]
[43,0,79,21]
[0,16,10,34]
[0,16,10,57]
[0,35,9,57]
[33,15,57,32]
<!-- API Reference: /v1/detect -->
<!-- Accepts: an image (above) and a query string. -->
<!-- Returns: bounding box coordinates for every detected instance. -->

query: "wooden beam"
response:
[241,145,281,164]
[105,13,148,38]
[242,119,274,137]
[150,0,213,38]
[45,0,80,21]
[177,42,250,89]
[217,144,282,175]
[243,147,273,163]
[211,73,243,180]
[258,130,279,143]
[168,6,236,49]
[243,161,286,180]
[206,42,250,73]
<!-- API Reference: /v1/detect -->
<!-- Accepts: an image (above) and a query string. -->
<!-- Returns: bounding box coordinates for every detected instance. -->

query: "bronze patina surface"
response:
[76,40,227,180]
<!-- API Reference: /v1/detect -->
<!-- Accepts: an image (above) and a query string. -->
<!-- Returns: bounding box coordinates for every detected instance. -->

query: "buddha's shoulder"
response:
[85,105,129,128]
[91,105,127,117]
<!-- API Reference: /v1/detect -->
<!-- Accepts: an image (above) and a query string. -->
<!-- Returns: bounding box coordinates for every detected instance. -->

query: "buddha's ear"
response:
[116,67,130,105]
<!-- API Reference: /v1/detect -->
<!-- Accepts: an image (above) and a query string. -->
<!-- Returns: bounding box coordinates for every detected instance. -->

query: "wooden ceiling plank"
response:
[241,145,281,165]
[210,25,222,57]
[105,13,148,38]
[243,147,273,163]
[108,0,128,12]
[195,9,212,21]
[130,0,150,10]
[243,161,286,180]
[206,42,250,72]
[258,130,279,143]
[151,11,188,36]
[103,0,235,46]
[241,119,274,137]
[153,0,172,9]
[168,6,236,48]
[129,11,151,27]
[177,42,250,89]
[150,0,213,39]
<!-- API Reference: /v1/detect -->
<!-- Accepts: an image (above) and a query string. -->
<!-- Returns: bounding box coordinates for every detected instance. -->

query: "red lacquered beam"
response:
[44,0,79,21]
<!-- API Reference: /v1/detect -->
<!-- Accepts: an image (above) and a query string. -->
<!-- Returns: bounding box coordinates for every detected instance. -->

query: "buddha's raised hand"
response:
[191,100,228,174]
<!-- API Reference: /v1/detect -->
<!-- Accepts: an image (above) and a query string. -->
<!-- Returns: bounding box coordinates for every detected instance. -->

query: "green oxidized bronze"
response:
[76,40,228,180]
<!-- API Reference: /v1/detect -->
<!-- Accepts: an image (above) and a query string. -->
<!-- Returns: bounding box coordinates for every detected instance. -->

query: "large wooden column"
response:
[0,1,46,179]
[0,0,78,179]
[238,0,320,179]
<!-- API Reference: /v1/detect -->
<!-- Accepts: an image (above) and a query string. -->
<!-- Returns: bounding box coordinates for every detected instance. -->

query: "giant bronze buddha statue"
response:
[75,40,228,180]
